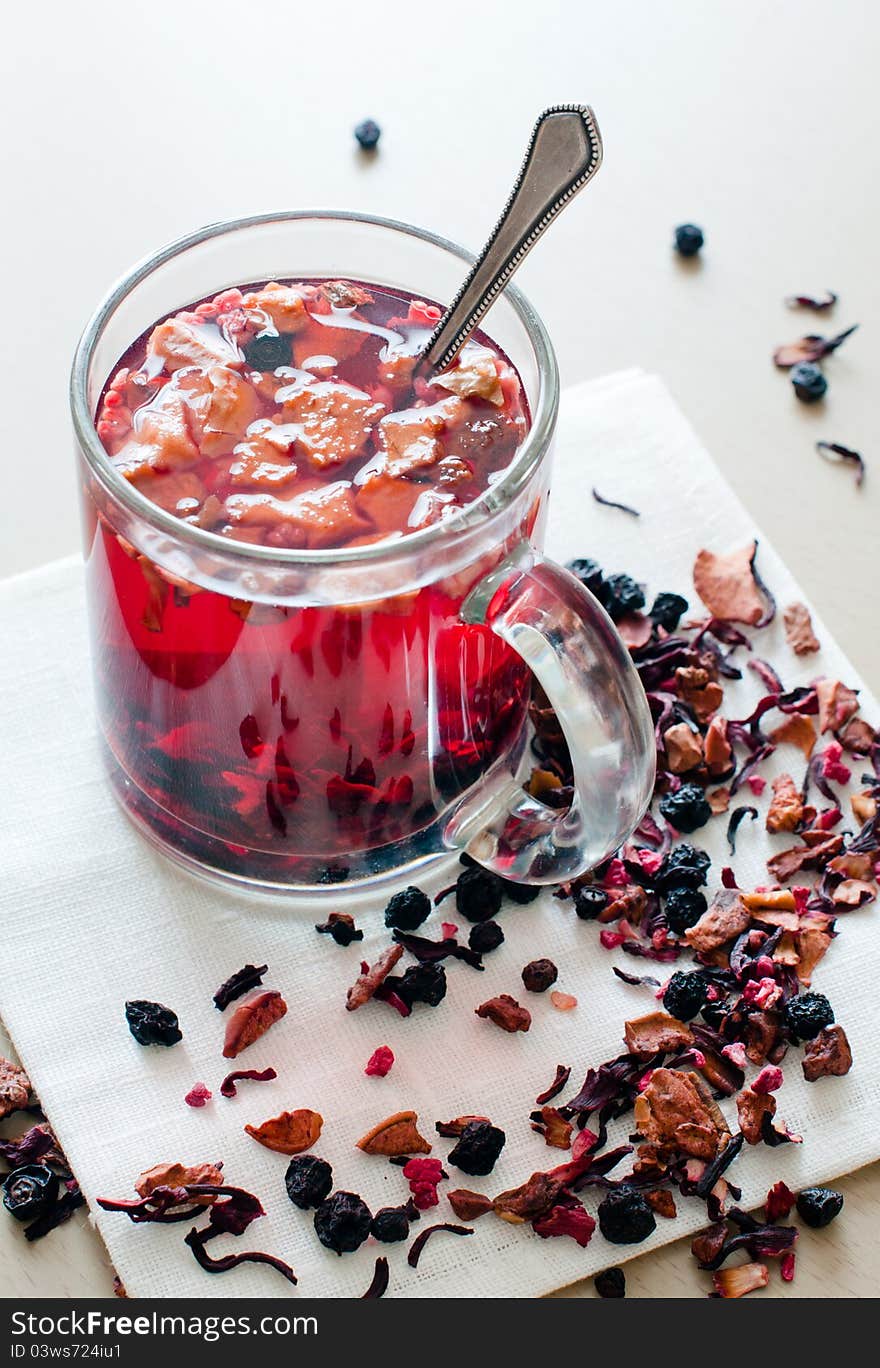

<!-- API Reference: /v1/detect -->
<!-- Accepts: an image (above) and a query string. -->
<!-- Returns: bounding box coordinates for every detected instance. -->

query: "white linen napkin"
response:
[1,369,877,1300]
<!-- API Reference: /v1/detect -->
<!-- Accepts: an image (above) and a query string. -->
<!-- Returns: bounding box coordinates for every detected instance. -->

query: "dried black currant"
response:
[384,886,432,932]
[447,1121,506,1177]
[2,1165,60,1223]
[314,1191,372,1255]
[370,1204,414,1243]
[354,119,381,150]
[658,783,712,834]
[498,877,542,905]
[656,844,711,892]
[574,885,609,920]
[455,866,504,923]
[284,1155,333,1210]
[796,1187,843,1229]
[597,1187,656,1245]
[783,992,835,1042]
[468,921,505,954]
[662,971,709,1021]
[594,1266,626,1298]
[394,962,447,1008]
[242,332,292,372]
[649,591,689,632]
[521,959,558,993]
[663,886,708,934]
[674,223,704,257]
[124,1000,182,1047]
[566,557,606,601]
[791,362,827,403]
[315,915,363,947]
[602,573,646,622]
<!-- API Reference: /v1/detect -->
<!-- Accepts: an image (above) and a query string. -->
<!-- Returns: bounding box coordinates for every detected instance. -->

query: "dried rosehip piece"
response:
[796,1187,843,1228]
[447,1121,506,1177]
[2,1165,60,1223]
[284,1155,333,1210]
[384,885,432,932]
[522,958,558,993]
[125,999,182,1047]
[783,992,834,1042]
[594,1266,626,1298]
[597,1187,656,1245]
[314,1191,372,1255]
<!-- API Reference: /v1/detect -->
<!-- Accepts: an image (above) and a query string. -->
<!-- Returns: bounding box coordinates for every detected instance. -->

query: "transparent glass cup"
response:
[71,212,655,894]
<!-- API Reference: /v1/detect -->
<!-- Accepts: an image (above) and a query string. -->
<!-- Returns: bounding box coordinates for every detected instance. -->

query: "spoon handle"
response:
[418,105,603,375]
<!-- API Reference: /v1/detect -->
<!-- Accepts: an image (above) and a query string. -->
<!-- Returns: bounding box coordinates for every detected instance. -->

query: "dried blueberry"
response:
[354,119,381,151]
[314,1191,372,1255]
[574,885,609,920]
[663,885,708,934]
[521,959,558,993]
[662,971,709,1021]
[498,877,542,905]
[658,783,712,834]
[783,992,835,1042]
[370,1205,413,1243]
[447,1121,506,1177]
[602,573,646,622]
[284,1155,333,1210]
[2,1165,60,1223]
[597,1186,656,1244]
[384,886,432,932]
[566,558,606,600]
[394,962,447,1008]
[594,1266,626,1298]
[796,1187,843,1229]
[649,591,689,632]
[656,844,711,892]
[674,223,704,257]
[243,332,292,372]
[455,866,504,923]
[791,362,827,403]
[124,1000,182,1047]
[468,921,505,954]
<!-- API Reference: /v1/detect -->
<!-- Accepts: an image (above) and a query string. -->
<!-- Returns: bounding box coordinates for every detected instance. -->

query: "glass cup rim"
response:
[70,209,559,569]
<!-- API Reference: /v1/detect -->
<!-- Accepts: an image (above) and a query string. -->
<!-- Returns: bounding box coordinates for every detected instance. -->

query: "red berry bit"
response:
[184,1082,212,1108]
[365,1045,395,1078]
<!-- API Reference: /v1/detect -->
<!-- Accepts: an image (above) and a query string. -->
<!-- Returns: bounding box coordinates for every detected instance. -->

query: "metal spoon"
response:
[417,105,603,376]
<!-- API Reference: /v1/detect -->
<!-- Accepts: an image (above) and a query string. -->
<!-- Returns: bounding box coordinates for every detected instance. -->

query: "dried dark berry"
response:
[315,915,363,947]
[658,783,712,834]
[124,999,182,1047]
[314,1191,372,1255]
[574,885,609,920]
[597,1186,657,1245]
[649,591,689,632]
[394,962,447,1008]
[594,1266,626,1298]
[447,1121,506,1177]
[656,844,711,892]
[663,885,708,934]
[468,921,504,954]
[354,119,381,150]
[566,557,606,600]
[455,866,503,923]
[674,223,704,257]
[498,878,542,905]
[370,1205,413,1243]
[783,992,835,1042]
[662,971,709,1021]
[284,1155,333,1210]
[384,885,432,932]
[2,1165,60,1223]
[602,573,646,622]
[791,362,827,403]
[796,1186,843,1229]
[521,958,558,993]
[701,997,729,1031]
[243,332,292,372]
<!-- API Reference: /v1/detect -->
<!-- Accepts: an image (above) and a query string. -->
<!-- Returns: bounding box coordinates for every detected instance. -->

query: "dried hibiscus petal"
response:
[406,1221,473,1268]
[222,989,287,1059]
[184,1227,297,1286]
[816,440,866,487]
[356,1110,432,1157]
[592,487,640,517]
[135,1163,224,1202]
[244,1108,323,1155]
[765,1180,796,1222]
[219,1067,277,1098]
[772,324,857,368]
[213,963,268,1011]
[532,1192,596,1247]
[785,290,837,312]
[365,1045,395,1077]
[535,1064,572,1106]
[475,994,531,1033]
[361,1256,390,1299]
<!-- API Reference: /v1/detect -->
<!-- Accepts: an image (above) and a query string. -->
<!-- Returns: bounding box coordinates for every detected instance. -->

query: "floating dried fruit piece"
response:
[346,944,404,1012]
[447,1189,494,1221]
[356,1110,431,1157]
[550,991,578,1011]
[712,1261,769,1298]
[222,989,287,1059]
[802,1025,853,1081]
[816,440,866,487]
[0,1057,30,1119]
[475,994,531,1033]
[783,602,820,655]
[772,324,857,368]
[693,541,772,626]
[769,712,817,757]
[213,963,268,1011]
[244,1108,323,1155]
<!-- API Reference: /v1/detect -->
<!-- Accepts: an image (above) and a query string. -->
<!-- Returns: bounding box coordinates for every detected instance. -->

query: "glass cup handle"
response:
[444,552,656,884]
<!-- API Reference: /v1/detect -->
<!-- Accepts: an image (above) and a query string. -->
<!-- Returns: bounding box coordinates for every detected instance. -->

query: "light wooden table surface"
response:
[2,0,877,1298]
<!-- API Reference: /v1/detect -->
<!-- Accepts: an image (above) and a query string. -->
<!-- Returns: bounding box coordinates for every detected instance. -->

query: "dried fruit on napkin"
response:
[244,1108,323,1155]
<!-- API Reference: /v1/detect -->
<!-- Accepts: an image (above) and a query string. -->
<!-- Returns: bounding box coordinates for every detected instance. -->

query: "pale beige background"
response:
[1,0,877,1297]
